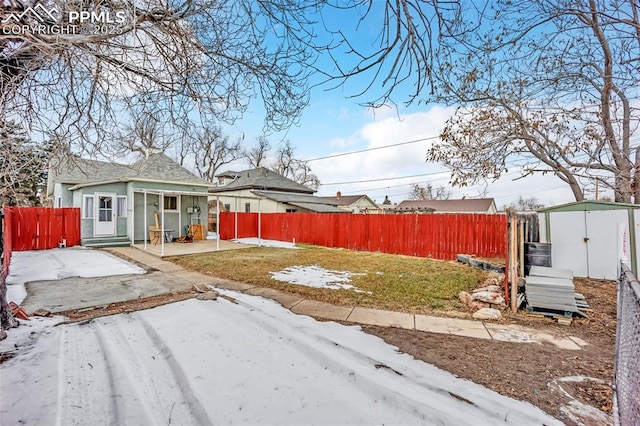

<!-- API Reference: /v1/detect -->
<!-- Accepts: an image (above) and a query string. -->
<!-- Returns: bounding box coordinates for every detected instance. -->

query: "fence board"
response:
[5,207,80,253]
[220,212,507,260]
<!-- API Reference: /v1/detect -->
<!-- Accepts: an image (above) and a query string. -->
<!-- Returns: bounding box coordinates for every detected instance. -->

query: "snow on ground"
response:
[271,265,370,293]
[232,237,299,249]
[0,292,562,425]
[5,247,145,305]
[1,249,561,425]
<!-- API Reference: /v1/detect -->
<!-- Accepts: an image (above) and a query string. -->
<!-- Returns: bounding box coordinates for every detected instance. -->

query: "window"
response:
[83,195,94,219]
[224,204,231,212]
[163,195,178,211]
[245,202,251,213]
[98,196,113,222]
[57,197,61,208]
[285,208,298,213]
[117,196,127,217]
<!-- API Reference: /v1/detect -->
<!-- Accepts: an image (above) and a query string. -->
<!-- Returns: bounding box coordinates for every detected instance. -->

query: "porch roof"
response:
[134,188,211,196]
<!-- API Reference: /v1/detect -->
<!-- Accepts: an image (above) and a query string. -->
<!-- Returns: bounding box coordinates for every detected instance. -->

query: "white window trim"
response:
[82,195,94,219]
[163,195,179,212]
[117,196,127,218]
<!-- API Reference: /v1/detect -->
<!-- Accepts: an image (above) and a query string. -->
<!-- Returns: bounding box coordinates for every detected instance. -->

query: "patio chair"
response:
[148,225,162,245]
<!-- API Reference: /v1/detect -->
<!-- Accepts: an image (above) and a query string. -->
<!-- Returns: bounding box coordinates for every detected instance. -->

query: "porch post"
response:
[160,192,165,257]
[216,195,220,251]
[258,198,262,247]
[143,191,148,250]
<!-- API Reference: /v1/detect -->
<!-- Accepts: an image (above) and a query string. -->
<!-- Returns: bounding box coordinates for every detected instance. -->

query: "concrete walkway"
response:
[107,246,588,351]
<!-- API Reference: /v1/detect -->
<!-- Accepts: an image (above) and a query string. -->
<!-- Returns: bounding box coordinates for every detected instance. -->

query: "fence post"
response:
[508,211,518,312]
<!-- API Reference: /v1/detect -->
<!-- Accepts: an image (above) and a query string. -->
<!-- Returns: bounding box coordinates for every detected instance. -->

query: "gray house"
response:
[47,152,213,247]
[211,167,345,213]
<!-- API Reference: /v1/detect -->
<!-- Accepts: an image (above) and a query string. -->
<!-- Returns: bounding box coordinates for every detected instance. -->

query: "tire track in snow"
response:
[55,317,211,425]
[92,315,211,425]
[56,324,118,426]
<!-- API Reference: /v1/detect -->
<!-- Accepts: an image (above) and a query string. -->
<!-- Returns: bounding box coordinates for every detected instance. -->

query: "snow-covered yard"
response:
[5,247,145,305]
[0,249,562,425]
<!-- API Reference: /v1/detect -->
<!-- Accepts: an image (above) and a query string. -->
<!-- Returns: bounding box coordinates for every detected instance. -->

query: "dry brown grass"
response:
[167,245,488,314]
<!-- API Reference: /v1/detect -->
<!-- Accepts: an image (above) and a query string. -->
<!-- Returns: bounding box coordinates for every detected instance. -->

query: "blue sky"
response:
[207,3,591,208]
[218,89,579,208]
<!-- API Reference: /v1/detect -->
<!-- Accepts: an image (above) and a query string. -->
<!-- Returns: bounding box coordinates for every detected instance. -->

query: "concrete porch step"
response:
[82,236,131,248]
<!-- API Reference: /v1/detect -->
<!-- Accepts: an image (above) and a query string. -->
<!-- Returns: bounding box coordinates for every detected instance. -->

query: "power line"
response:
[306,136,440,163]
[320,171,449,186]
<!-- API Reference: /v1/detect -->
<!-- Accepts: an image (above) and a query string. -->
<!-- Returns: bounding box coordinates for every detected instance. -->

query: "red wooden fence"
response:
[220,212,507,260]
[4,207,81,263]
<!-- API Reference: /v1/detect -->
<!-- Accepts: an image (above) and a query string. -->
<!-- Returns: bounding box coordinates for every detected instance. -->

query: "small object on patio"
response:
[472,307,502,320]
[31,308,52,317]
[196,290,219,301]
[9,302,29,321]
[176,225,194,243]
[192,284,208,293]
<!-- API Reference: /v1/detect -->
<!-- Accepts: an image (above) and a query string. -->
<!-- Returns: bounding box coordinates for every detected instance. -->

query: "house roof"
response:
[215,170,241,179]
[48,152,212,194]
[210,167,315,194]
[394,198,496,213]
[319,194,376,207]
[252,190,347,213]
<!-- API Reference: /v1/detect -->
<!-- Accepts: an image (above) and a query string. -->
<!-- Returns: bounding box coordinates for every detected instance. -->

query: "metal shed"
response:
[538,201,638,280]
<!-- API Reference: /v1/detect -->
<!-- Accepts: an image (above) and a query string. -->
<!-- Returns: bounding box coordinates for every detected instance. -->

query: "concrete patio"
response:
[132,238,254,257]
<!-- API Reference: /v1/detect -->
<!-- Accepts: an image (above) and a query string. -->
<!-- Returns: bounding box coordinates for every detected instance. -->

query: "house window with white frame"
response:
[163,195,178,211]
[83,195,94,219]
[117,196,127,217]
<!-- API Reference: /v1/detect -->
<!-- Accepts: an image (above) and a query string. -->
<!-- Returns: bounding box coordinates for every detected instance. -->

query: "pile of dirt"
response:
[56,291,197,324]
[362,277,616,425]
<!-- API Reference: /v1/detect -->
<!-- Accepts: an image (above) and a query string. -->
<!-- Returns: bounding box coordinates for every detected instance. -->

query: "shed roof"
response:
[537,200,640,213]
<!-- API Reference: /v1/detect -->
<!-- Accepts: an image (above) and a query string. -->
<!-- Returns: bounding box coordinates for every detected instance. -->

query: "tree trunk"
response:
[615,169,633,203]
[0,271,18,341]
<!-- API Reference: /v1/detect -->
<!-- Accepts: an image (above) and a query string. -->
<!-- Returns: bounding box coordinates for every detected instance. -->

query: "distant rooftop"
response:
[394,198,497,213]
[210,167,314,194]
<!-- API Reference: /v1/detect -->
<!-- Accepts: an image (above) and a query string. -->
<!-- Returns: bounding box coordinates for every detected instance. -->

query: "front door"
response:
[94,193,116,236]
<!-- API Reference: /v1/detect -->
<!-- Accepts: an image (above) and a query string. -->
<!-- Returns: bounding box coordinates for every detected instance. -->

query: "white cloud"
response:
[314,106,455,198]
[312,105,580,207]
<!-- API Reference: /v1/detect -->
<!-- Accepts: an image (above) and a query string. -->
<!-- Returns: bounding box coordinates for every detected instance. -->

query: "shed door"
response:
[549,211,589,277]
[585,209,627,280]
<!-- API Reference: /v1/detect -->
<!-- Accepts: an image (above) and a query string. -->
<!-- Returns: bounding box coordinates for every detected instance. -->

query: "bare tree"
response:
[409,183,450,201]
[114,112,172,159]
[272,140,320,189]
[427,0,640,203]
[245,136,271,168]
[190,124,242,183]
[503,196,544,211]
[1,0,318,158]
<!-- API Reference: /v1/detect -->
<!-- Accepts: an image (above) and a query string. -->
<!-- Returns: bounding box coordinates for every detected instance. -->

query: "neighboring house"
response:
[393,198,498,214]
[47,152,214,247]
[319,193,381,213]
[214,170,241,186]
[210,167,345,213]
